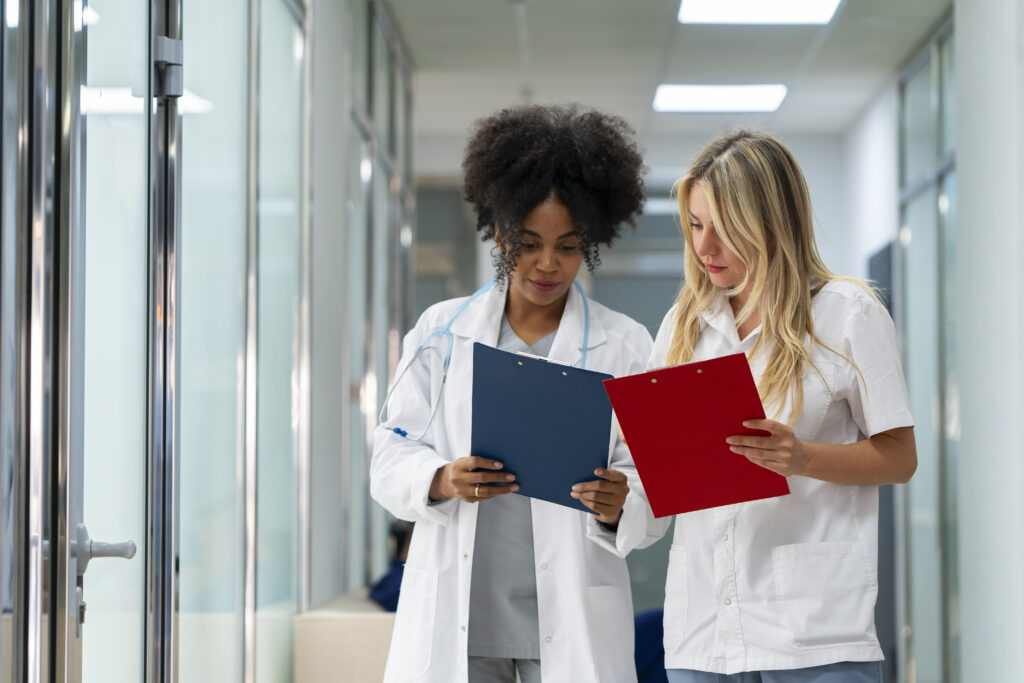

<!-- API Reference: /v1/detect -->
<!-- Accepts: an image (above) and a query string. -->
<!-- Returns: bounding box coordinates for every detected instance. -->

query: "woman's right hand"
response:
[429,456,518,503]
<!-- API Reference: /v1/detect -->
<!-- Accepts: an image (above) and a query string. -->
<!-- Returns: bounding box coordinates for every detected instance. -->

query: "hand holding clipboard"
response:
[602,353,790,518]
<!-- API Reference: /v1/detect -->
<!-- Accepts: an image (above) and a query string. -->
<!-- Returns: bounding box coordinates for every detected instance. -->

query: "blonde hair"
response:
[666,130,872,421]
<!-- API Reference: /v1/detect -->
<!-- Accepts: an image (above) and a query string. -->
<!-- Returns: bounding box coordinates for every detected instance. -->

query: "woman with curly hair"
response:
[371,104,663,682]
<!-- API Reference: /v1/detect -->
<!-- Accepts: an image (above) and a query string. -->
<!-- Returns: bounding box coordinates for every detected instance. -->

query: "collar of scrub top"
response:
[379,279,591,440]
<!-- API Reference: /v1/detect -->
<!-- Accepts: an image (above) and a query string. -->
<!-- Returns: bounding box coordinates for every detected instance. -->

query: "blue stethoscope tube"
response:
[379,280,591,441]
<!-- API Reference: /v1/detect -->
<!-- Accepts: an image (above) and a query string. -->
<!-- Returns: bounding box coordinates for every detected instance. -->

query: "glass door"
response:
[78,2,151,680]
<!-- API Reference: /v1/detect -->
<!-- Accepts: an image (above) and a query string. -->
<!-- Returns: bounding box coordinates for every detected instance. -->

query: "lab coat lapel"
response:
[547,283,606,368]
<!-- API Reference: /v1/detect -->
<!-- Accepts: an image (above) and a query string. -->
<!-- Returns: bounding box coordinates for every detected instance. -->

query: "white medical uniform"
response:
[371,283,663,682]
[649,281,914,674]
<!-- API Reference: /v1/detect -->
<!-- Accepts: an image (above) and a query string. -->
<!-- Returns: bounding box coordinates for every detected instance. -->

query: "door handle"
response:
[73,523,137,576]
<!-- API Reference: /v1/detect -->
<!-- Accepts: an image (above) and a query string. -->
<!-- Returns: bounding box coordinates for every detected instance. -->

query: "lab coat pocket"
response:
[772,541,877,649]
[392,564,438,678]
[662,544,689,652]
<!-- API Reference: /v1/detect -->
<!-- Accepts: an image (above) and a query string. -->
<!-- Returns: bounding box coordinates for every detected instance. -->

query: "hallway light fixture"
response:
[653,84,787,112]
[678,0,841,25]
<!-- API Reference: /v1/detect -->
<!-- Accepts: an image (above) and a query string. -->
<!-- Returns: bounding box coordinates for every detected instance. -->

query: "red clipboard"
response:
[602,352,790,518]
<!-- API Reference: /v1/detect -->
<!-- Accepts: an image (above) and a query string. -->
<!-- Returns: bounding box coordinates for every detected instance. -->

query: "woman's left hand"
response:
[727,419,809,477]
[571,468,629,527]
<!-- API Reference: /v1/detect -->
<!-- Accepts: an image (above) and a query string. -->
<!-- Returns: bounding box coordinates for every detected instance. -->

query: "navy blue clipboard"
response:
[470,342,614,513]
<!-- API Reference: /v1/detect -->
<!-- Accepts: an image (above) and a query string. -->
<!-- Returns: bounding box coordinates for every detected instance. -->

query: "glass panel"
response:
[392,63,407,177]
[371,14,391,145]
[255,2,304,680]
[901,54,938,186]
[178,0,248,679]
[940,37,955,158]
[369,158,392,580]
[344,128,371,590]
[939,171,960,683]
[901,186,942,683]
[0,9,14,679]
[348,0,369,113]
[80,2,149,681]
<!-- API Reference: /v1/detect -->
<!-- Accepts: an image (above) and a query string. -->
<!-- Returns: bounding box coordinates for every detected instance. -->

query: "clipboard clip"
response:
[514,351,572,367]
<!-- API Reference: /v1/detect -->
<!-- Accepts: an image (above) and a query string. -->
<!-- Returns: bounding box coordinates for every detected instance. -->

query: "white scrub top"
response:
[649,280,914,675]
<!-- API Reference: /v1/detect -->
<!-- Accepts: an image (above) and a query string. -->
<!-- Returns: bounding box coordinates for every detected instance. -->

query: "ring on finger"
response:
[474,484,480,498]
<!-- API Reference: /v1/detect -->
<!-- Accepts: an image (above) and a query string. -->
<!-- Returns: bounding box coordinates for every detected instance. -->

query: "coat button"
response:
[544,635,552,643]
[460,625,466,632]
[461,553,469,559]
[540,563,548,570]
[724,598,732,606]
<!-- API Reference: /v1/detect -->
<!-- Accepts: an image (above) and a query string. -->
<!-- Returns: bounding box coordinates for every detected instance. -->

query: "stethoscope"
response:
[379,279,591,441]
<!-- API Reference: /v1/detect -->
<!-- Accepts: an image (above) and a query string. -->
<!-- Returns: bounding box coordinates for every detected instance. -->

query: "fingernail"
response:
[742,421,752,427]
[729,446,739,453]
[505,474,515,481]
[571,484,581,492]
[595,468,604,475]
[511,485,519,492]
[725,437,736,445]
[570,492,579,498]
[493,462,502,468]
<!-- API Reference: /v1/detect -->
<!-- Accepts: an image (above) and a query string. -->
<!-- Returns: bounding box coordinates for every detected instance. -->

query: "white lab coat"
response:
[371,283,663,683]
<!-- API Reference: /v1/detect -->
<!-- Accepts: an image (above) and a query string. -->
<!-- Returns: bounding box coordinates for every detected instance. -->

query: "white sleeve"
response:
[586,324,672,556]
[839,295,915,437]
[369,324,459,526]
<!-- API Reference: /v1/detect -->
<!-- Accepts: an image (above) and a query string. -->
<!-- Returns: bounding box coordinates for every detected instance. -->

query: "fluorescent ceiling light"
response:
[678,0,841,25]
[653,84,787,113]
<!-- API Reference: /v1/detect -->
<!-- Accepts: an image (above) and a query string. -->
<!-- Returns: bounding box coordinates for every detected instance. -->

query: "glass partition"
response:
[344,126,372,590]
[901,54,938,186]
[901,187,942,683]
[80,2,150,679]
[255,1,305,679]
[178,0,248,679]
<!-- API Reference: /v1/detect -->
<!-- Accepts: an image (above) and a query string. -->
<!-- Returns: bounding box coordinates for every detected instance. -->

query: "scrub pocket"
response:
[663,544,689,652]
[772,541,877,649]
[392,564,438,678]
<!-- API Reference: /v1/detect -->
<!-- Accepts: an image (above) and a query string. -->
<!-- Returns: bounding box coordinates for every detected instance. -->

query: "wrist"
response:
[429,464,450,501]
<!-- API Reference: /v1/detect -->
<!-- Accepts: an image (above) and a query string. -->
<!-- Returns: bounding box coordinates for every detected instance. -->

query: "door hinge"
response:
[154,36,183,98]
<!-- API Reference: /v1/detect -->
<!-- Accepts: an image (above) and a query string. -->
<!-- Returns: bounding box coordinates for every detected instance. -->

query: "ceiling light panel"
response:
[653,84,788,113]
[678,0,842,25]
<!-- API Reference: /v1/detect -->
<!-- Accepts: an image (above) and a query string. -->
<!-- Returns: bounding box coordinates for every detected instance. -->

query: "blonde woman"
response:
[651,131,917,682]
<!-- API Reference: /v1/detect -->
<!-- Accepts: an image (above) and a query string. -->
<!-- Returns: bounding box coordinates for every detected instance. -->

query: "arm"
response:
[583,323,672,557]
[728,421,917,485]
[369,327,460,525]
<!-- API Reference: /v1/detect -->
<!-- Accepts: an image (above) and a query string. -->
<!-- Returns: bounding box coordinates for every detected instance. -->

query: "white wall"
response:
[843,86,901,280]
[955,0,1024,678]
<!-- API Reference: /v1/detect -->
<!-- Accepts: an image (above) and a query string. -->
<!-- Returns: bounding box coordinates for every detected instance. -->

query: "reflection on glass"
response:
[1,15,13,680]
[370,159,392,580]
[345,129,371,591]
[255,1,304,680]
[178,0,248,680]
[940,37,955,159]
[901,56,938,186]
[81,2,148,681]
[940,171,960,683]
[349,0,369,112]
[902,186,942,683]
[371,12,391,146]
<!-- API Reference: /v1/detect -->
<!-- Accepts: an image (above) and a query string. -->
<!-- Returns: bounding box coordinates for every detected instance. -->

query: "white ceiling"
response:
[389,0,951,176]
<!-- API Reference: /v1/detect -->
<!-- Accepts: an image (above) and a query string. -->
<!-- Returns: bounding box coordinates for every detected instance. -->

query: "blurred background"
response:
[1,0,1020,681]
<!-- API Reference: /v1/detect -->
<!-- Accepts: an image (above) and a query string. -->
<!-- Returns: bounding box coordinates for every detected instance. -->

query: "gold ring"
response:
[474,484,481,498]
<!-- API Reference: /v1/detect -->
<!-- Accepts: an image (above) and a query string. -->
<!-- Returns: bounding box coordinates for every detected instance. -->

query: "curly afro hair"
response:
[461,104,646,283]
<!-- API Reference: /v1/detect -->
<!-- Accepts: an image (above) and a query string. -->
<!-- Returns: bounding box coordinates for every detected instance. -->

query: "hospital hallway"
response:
[1,0,1022,681]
